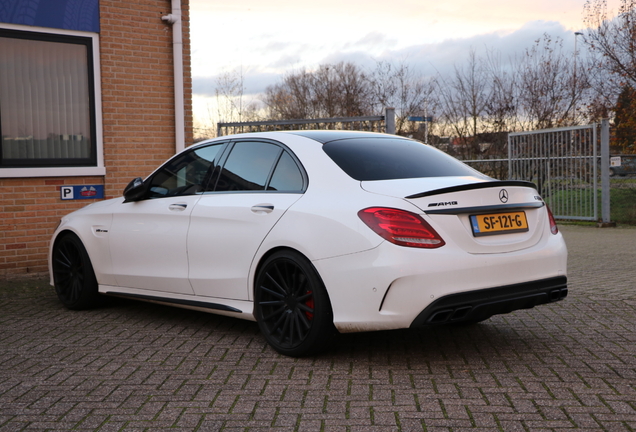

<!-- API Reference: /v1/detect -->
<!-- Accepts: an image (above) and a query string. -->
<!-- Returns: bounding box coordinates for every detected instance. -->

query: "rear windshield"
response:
[322,137,485,181]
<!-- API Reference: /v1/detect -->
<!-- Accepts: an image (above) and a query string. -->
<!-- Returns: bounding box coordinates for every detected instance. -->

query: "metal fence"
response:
[458,158,509,180]
[507,123,610,222]
[216,112,613,223]
[217,108,396,137]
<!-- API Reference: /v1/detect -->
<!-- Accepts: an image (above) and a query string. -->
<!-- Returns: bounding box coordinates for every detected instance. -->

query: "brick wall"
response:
[101,0,193,196]
[0,178,106,276]
[0,0,193,278]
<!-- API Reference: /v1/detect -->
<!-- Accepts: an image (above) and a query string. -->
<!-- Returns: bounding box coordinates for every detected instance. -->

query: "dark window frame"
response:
[0,28,98,169]
[143,141,230,200]
[208,139,308,194]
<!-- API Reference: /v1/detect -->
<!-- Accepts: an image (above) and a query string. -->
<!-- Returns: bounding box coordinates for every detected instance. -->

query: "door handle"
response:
[169,203,188,211]
[251,204,274,214]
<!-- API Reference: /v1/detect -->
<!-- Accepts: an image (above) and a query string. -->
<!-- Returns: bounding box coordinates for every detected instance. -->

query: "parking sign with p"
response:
[60,185,104,200]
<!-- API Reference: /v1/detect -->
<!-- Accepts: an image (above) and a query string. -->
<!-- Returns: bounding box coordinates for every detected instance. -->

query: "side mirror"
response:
[123,177,147,202]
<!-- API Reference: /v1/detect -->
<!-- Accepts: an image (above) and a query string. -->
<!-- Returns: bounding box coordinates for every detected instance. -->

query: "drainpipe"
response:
[162,0,185,153]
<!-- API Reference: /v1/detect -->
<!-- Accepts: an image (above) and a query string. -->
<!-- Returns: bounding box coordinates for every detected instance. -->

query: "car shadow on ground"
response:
[0,277,558,364]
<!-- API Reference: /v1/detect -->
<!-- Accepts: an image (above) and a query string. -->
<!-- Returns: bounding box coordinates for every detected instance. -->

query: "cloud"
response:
[262,40,295,52]
[192,20,585,98]
[369,20,581,77]
[193,72,282,97]
[343,32,399,50]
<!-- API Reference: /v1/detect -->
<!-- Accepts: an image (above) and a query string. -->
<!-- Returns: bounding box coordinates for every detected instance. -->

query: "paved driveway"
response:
[1,225,635,431]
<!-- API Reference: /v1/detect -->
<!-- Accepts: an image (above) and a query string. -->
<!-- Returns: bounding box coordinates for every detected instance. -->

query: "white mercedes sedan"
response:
[50,131,568,356]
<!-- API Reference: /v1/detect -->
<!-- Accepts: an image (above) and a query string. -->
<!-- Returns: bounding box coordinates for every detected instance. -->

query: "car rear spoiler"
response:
[405,180,537,199]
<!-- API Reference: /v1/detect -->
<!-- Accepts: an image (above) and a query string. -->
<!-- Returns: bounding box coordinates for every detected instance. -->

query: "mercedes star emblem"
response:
[499,189,509,203]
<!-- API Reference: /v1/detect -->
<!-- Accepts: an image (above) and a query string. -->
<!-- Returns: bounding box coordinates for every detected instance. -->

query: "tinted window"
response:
[215,141,282,192]
[323,138,485,181]
[147,143,224,198]
[268,151,304,192]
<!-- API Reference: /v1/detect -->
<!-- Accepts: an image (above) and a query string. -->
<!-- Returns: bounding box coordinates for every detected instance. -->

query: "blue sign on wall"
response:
[60,185,104,200]
[0,0,100,33]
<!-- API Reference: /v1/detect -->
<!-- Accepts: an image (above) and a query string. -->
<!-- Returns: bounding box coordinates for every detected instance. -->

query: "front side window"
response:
[0,28,96,169]
[147,143,225,198]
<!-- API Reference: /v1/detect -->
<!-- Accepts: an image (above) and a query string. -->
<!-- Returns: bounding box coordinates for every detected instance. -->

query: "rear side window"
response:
[323,138,485,181]
[215,141,282,192]
[210,140,306,193]
[268,151,304,192]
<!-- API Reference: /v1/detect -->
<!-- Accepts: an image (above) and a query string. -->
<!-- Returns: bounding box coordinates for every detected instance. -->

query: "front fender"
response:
[49,198,122,287]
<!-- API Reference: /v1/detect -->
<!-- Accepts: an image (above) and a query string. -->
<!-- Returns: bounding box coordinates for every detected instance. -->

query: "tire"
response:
[609,168,616,177]
[52,233,100,310]
[254,250,335,357]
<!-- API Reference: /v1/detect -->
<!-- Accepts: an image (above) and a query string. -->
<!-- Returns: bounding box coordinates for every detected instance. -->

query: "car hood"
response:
[360,176,491,198]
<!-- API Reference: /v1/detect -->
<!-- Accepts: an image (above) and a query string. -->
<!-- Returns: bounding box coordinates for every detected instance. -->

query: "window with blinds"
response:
[0,29,97,168]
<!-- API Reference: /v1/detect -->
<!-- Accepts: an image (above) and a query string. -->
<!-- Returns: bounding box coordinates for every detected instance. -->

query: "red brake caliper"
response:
[305,291,314,320]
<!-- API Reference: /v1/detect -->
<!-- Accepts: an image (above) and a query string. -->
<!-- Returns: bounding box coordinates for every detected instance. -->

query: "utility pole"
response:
[408,113,433,143]
[424,101,429,144]
[573,32,583,123]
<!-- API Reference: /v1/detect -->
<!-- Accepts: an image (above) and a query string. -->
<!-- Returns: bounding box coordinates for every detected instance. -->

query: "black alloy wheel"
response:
[52,233,100,310]
[255,250,334,357]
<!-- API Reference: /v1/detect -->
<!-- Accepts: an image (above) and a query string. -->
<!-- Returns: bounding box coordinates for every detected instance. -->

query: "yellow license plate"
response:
[470,211,529,237]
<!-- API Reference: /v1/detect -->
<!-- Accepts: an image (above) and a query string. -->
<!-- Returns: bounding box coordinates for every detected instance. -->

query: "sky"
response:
[190,0,623,126]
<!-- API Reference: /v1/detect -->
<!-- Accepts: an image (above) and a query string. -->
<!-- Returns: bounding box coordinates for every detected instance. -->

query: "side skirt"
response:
[99,286,256,320]
[105,291,243,313]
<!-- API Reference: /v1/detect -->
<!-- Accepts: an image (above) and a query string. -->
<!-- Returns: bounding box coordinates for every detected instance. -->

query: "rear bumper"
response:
[315,228,567,333]
[410,276,567,327]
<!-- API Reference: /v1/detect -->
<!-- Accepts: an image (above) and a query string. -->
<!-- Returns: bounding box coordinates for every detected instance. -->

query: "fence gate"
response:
[508,123,609,221]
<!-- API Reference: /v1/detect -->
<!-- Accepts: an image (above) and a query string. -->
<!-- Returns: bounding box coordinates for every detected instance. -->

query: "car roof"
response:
[282,130,409,144]
[192,130,414,151]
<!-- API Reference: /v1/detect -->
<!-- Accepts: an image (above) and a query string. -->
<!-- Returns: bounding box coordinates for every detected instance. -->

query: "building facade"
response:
[1,0,193,277]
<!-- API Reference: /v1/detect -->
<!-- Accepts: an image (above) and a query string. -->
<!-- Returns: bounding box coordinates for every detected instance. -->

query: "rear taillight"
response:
[546,205,558,235]
[358,207,445,248]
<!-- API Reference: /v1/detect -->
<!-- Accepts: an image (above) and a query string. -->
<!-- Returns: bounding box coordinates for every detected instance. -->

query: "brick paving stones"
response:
[1,224,635,431]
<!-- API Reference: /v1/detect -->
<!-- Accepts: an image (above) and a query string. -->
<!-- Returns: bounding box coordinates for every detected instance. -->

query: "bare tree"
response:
[264,62,373,120]
[483,49,520,134]
[584,0,636,87]
[193,102,218,141]
[585,61,617,120]
[263,61,436,135]
[515,34,584,130]
[333,62,374,117]
[436,49,490,157]
[264,70,312,120]
[193,69,265,140]
[369,61,437,135]
[215,69,246,123]
[582,0,636,131]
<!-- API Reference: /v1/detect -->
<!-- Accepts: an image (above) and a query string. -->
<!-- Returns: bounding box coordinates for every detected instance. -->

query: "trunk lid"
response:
[361,177,548,254]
